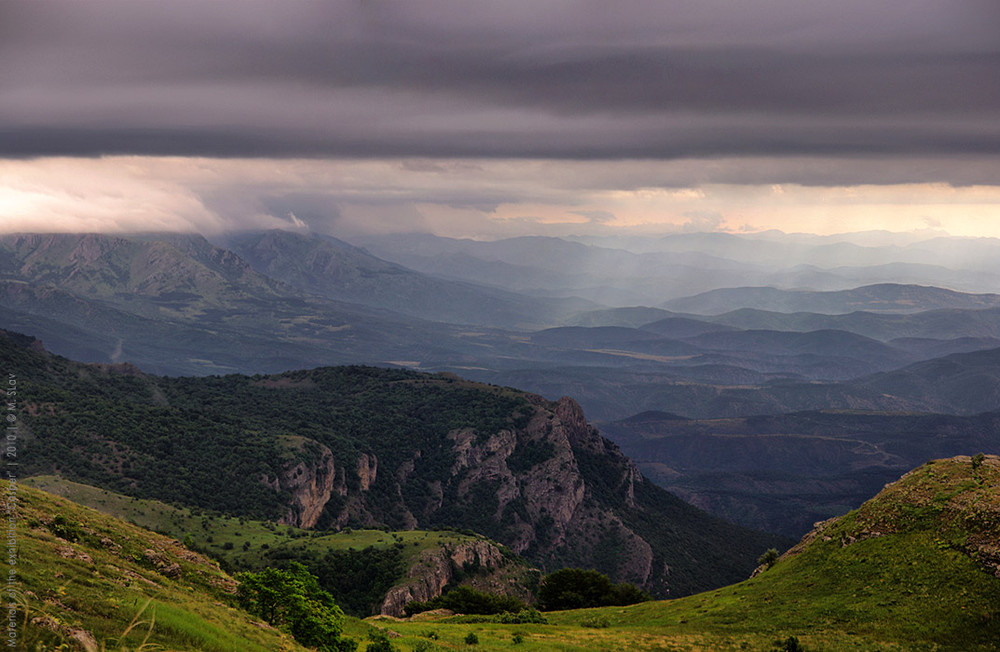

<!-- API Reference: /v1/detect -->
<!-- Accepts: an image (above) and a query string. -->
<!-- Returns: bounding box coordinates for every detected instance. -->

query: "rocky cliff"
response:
[261,436,342,529]
[255,381,784,598]
[378,538,537,616]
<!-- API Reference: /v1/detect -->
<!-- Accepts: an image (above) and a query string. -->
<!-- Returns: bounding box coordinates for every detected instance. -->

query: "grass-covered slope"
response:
[380,455,1000,651]
[23,476,539,618]
[13,482,312,651]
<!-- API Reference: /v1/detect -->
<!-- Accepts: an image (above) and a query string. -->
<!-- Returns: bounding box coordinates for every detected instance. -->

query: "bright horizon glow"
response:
[2,156,1000,240]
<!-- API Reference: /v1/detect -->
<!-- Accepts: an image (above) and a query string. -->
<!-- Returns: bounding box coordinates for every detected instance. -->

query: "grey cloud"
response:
[0,0,998,174]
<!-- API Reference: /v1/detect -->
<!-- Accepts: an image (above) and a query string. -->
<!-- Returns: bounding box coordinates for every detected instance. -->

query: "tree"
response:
[404,586,527,616]
[757,548,780,570]
[236,562,356,652]
[537,568,650,611]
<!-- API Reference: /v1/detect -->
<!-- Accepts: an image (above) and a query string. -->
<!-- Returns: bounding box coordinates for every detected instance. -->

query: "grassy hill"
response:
[23,476,540,618]
[13,482,313,651]
[377,455,1000,650]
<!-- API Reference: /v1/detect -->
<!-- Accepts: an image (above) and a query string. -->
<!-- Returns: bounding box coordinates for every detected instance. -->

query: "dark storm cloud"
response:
[1,0,998,171]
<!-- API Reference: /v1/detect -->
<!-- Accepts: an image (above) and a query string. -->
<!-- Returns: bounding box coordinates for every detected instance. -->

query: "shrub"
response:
[757,548,780,569]
[537,568,650,611]
[365,631,395,652]
[48,515,84,542]
[405,586,527,616]
[772,635,805,652]
[581,615,611,628]
[492,608,547,624]
[972,452,986,471]
[464,632,479,645]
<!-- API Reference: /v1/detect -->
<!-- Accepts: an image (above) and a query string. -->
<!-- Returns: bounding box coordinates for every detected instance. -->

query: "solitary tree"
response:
[757,548,780,570]
[236,562,356,651]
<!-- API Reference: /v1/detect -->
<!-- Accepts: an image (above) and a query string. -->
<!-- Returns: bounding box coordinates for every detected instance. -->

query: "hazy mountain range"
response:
[355,230,1000,306]
[5,228,1000,538]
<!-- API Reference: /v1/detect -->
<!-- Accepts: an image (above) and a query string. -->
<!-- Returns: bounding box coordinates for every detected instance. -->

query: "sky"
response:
[1,0,999,239]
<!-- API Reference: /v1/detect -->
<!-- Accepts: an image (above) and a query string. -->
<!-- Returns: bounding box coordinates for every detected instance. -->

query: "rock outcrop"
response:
[379,539,535,617]
[258,392,695,595]
[262,438,340,529]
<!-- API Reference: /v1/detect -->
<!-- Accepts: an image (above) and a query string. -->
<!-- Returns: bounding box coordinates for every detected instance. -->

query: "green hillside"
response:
[378,455,1000,650]
[23,475,539,618]
[12,482,314,651]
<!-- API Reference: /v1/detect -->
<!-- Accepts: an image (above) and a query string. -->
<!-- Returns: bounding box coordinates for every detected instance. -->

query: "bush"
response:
[772,635,805,652]
[48,515,84,542]
[464,632,479,645]
[405,586,527,616]
[757,548,780,569]
[581,615,610,628]
[365,631,396,652]
[537,568,651,611]
[492,608,547,624]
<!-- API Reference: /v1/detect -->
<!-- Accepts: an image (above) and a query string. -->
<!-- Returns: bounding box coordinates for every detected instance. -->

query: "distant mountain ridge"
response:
[355,231,1000,304]
[0,232,598,376]
[225,229,597,328]
[663,283,1000,315]
[601,409,1000,537]
[7,330,785,597]
[4,230,1000,424]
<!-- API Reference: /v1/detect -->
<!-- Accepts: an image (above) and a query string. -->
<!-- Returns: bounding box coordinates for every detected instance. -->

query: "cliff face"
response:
[446,395,654,586]
[261,390,778,598]
[262,438,342,529]
[378,539,536,617]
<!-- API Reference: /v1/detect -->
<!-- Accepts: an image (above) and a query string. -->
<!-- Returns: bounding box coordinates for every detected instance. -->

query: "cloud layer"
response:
[4,157,1000,239]
[2,0,998,177]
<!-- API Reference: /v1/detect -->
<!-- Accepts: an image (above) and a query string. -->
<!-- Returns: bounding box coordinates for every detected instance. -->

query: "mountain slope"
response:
[705,305,1000,341]
[15,483,313,651]
[0,232,587,376]
[23,475,539,618]
[573,455,1000,650]
[352,232,769,305]
[226,229,596,328]
[857,347,1000,414]
[601,409,1000,537]
[663,283,1000,315]
[8,329,785,598]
